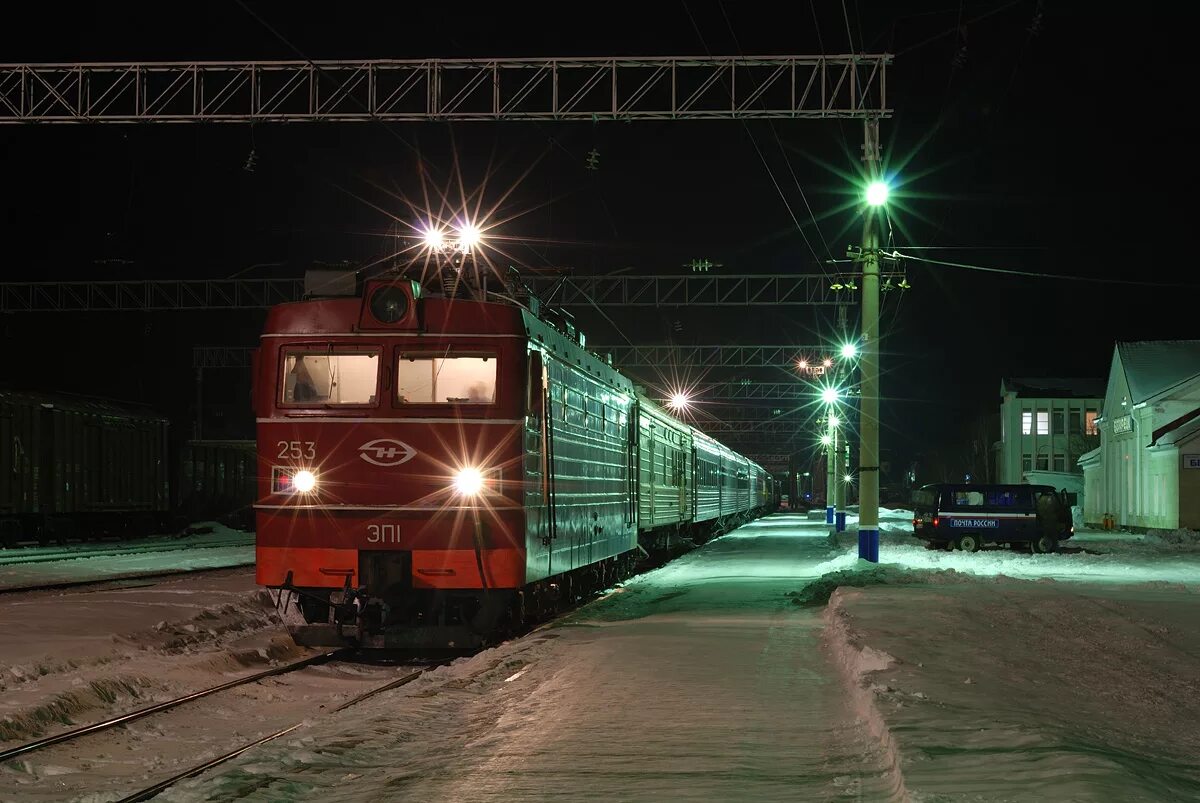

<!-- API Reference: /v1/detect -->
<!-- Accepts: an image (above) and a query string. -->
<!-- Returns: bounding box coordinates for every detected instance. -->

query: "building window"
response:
[1051,411,1064,436]
[1053,455,1065,472]
[1022,454,1032,472]
[1069,410,1082,435]
[1085,410,1099,435]
[1036,454,1049,471]
[1021,411,1032,435]
[1037,410,1049,435]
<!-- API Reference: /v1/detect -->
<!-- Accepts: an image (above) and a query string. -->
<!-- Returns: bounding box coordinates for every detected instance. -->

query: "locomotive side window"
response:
[281,350,379,406]
[396,354,496,404]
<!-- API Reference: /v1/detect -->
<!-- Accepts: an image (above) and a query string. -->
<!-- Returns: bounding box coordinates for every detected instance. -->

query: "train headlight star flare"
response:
[457,224,482,249]
[293,470,317,493]
[453,467,484,496]
[423,227,445,249]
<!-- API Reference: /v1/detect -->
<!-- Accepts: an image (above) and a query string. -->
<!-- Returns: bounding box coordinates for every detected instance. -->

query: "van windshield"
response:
[912,489,936,508]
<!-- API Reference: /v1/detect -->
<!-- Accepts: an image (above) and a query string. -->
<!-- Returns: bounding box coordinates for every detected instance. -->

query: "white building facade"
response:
[996,378,1104,485]
[1081,341,1200,530]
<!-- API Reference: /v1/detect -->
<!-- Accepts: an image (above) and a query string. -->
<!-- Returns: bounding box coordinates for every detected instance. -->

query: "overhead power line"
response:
[893,252,1200,289]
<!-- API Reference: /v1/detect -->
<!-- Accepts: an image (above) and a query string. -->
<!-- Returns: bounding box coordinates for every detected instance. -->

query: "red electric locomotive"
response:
[254,275,771,648]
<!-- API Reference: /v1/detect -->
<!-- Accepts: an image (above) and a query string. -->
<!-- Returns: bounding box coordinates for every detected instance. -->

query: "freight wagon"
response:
[0,391,170,546]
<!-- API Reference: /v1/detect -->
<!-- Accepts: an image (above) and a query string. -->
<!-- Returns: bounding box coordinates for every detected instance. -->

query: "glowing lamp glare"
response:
[454,467,484,496]
[293,470,317,493]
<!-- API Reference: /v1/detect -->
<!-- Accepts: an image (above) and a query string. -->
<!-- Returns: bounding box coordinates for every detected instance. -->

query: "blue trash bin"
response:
[835,511,847,532]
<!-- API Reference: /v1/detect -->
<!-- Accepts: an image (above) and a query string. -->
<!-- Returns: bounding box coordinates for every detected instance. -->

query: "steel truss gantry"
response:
[0,275,846,312]
[597,344,825,369]
[529,274,835,306]
[0,56,891,124]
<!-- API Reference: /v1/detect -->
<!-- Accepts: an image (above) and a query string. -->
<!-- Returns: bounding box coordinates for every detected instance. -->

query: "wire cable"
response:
[893,252,1200,289]
[681,1,827,276]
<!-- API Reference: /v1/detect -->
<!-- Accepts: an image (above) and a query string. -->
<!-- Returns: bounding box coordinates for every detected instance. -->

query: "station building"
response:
[1080,340,1200,530]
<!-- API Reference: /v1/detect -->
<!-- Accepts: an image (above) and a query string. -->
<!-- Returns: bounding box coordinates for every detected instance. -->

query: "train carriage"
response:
[255,277,772,648]
[636,399,693,544]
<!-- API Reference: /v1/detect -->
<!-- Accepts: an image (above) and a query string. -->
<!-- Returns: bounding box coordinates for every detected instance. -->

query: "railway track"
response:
[0,562,257,596]
[0,648,443,801]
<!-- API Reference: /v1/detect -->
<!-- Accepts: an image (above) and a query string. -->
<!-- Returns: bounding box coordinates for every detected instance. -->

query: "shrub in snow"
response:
[788,565,960,607]
[1146,528,1200,547]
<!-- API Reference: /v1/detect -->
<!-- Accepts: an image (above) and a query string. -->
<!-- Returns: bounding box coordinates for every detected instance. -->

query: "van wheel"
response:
[954,534,982,553]
[1031,535,1059,554]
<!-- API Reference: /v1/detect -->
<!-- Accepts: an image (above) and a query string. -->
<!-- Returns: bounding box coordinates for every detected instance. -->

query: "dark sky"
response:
[1,2,1194,474]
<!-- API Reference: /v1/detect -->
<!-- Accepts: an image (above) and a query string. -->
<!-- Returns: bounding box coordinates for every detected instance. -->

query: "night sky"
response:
[1,2,1194,478]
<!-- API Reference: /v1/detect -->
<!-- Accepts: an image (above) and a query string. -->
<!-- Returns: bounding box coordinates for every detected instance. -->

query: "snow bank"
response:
[788,563,975,607]
[822,577,1200,799]
[0,572,298,747]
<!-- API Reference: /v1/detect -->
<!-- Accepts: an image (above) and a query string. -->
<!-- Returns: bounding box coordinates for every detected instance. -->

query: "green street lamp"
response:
[821,387,840,405]
[866,180,889,207]
[840,342,858,359]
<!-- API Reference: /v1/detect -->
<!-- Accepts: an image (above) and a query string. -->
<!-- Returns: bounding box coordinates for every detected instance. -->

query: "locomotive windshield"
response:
[281,350,379,405]
[396,353,496,404]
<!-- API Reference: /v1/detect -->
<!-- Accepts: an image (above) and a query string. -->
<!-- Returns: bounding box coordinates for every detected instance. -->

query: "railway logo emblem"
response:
[357,438,416,467]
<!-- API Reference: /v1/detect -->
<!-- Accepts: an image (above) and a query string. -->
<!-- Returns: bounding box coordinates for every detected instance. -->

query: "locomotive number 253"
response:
[277,440,316,460]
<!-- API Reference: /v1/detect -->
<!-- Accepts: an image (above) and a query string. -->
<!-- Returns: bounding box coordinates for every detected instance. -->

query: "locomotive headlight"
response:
[293,470,317,493]
[453,467,484,496]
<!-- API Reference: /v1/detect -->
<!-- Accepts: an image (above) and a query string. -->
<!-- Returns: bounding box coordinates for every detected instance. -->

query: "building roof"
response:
[1001,377,1105,399]
[1117,340,1200,404]
[1150,407,1200,448]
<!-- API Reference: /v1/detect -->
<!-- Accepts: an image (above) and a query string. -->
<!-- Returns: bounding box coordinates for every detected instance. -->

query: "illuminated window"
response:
[397,354,497,404]
[282,351,379,405]
[1085,410,1099,436]
[1037,411,1050,435]
[1021,410,1032,435]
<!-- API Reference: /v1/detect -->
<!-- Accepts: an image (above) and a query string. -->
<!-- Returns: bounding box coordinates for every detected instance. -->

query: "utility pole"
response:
[858,118,883,562]
[825,427,837,527]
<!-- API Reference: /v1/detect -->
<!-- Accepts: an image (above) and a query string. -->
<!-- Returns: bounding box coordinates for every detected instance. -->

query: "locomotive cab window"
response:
[281,350,380,406]
[396,354,497,404]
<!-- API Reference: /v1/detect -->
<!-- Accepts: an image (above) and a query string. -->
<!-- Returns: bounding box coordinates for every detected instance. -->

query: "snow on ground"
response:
[0,569,287,743]
[162,514,904,802]
[0,568,421,802]
[824,577,1200,800]
[160,511,1200,802]
[0,523,254,592]
[5,511,1199,800]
